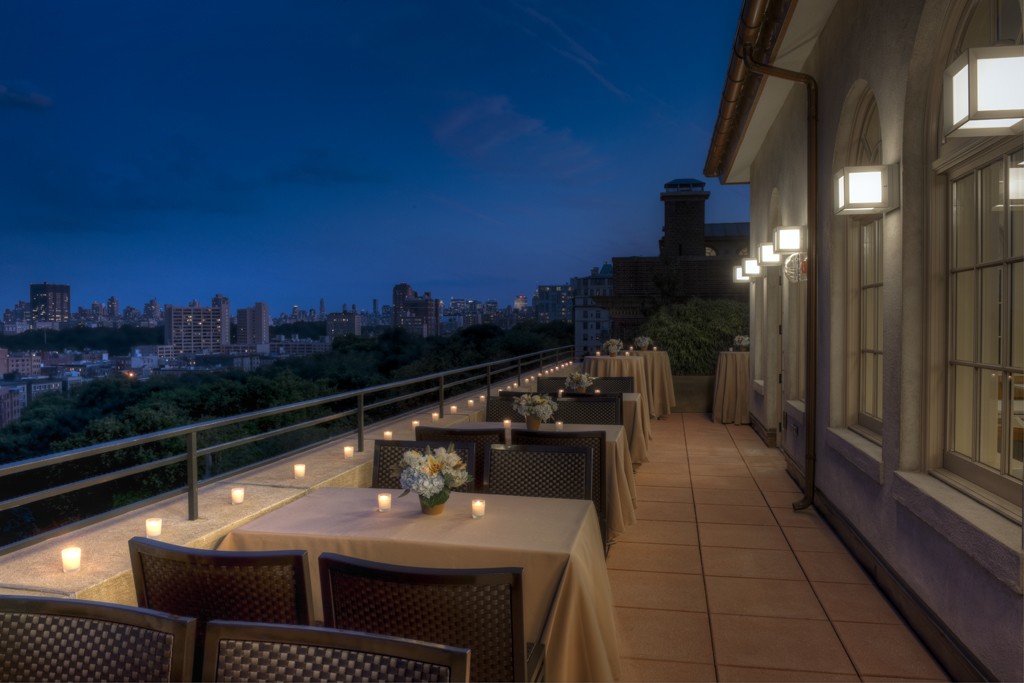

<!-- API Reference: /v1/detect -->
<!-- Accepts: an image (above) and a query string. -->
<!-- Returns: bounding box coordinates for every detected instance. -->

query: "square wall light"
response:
[943,46,1024,138]
[757,242,782,266]
[834,164,899,215]
[773,226,805,253]
[733,265,750,283]
[742,258,763,278]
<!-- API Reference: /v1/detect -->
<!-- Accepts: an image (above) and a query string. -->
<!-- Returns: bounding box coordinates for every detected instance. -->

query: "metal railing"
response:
[0,345,575,556]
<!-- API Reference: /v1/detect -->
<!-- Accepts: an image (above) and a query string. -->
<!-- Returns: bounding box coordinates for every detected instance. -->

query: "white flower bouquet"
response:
[564,371,594,392]
[397,444,471,508]
[734,335,750,349]
[633,335,652,350]
[513,393,559,422]
[602,338,624,354]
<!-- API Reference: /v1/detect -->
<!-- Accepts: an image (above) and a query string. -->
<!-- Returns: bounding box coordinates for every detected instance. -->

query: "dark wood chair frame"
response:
[414,425,505,489]
[553,395,623,426]
[482,444,593,502]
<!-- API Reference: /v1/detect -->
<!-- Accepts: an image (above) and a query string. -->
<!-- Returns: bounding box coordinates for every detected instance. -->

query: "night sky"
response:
[0,1,749,318]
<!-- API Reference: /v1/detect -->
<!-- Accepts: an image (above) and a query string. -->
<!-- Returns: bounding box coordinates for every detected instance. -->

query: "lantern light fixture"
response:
[834,164,899,215]
[773,226,805,253]
[943,46,1024,138]
[733,265,751,283]
[742,258,763,278]
[757,242,782,266]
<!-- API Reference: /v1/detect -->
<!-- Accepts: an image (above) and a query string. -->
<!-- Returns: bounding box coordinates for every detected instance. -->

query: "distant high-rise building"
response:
[392,283,441,337]
[533,284,573,323]
[327,309,362,338]
[143,298,160,321]
[319,298,326,319]
[106,296,119,320]
[164,296,231,355]
[513,295,528,311]
[572,263,614,357]
[237,302,270,346]
[29,283,70,327]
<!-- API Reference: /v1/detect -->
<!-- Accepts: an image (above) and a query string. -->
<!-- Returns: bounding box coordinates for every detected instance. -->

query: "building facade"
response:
[391,283,441,337]
[236,302,271,346]
[326,306,362,338]
[571,263,614,358]
[704,0,1022,679]
[29,283,70,328]
[533,284,574,323]
[163,297,231,355]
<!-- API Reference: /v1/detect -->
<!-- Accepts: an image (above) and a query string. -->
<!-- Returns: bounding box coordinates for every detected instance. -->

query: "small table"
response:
[713,351,750,424]
[637,349,676,418]
[218,488,620,682]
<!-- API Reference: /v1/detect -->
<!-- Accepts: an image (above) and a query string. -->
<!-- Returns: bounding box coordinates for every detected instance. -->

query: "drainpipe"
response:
[741,43,818,510]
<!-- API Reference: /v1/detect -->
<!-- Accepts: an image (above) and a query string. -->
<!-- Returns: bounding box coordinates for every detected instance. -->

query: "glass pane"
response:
[861,352,875,417]
[862,221,879,284]
[953,175,977,268]
[980,266,1002,365]
[1011,150,1023,258]
[1010,372,1023,481]
[979,369,1001,471]
[862,286,879,350]
[876,351,884,416]
[1013,262,1023,369]
[981,160,1007,262]
[953,271,977,362]
[951,365,975,458]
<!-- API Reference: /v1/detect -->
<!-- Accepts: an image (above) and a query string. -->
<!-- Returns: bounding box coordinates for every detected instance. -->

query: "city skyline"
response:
[0,1,749,314]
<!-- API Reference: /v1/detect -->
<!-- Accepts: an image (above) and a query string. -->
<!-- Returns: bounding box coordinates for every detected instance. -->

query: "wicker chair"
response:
[537,376,634,394]
[485,395,524,423]
[202,620,470,683]
[483,444,592,501]
[510,429,608,548]
[414,426,504,488]
[319,553,544,683]
[372,440,476,489]
[535,378,564,394]
[0,595,195,683]
[128,536,314,680]
[554,395,623,426]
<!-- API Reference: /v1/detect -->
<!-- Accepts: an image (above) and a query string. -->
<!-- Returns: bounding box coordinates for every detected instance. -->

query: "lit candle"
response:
[383,431,393,441]
[629,346,633,351]
[411,420,420,430]
[653,346,657,351]
[596,351,601,356]
[513,382,518,388]
[449,405,457,414]
[343,446,355,459]
[503,419,512,446]
[294,463,306,478]
[145,517,162,538]
[472,499,486,519]
[467,399,474,408]
[505,385,511,390]
[555,421,564,431]
[377,492,392,512]
[479,394,485,402]
[558,389,564,397]
[62,546,81,573]
[432,412,440,421]
[231,487,245,504]
[595,389,601,394]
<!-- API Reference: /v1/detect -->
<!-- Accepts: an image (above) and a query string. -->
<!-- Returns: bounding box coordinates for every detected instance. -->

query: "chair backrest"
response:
[555,395,623,426]
[414,426,504,486]
[483,444,593,501]
[203,619,470,683]
[535,377,563,394]
[509,429,608,546]
[485,395,524,423]
[0,595,195,683]
[536,376,634,394]
[372,440,476,489]
[128,536,314,680]
[319,553,533,683]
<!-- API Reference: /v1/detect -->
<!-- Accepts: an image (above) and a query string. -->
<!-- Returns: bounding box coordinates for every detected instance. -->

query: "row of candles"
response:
[59,361,578,573]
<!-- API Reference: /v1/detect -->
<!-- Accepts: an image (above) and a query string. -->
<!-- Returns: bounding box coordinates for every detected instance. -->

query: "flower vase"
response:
[420,498,445,515]
[609,351,618,357]
[526,415,542,430]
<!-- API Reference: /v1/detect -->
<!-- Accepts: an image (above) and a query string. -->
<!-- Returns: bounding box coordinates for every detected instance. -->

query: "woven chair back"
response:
[483,445,593,501]
[372,440,476,489]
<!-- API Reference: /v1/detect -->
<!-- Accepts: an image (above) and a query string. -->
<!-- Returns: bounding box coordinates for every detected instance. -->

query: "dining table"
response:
[582,355,654,438]
[440,420,637,539]
[713,350,750,424]
[217,487,621,682]
[636,349,676,418]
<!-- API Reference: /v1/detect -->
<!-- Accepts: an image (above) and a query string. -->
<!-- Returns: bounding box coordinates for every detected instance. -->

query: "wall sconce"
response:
[943,46,1024,138]
[733,265,751,282]
[742,258,763,278]
[773,226,805,253]
[834,164,899,215]
[757,242,782,266]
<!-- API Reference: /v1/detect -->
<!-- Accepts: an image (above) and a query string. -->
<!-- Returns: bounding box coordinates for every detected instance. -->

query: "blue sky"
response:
[0,1,748,317]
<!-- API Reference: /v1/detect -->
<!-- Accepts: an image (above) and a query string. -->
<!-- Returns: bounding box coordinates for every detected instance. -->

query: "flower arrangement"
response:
[633,335,653,350]
[734,335,750,349]
[397,444,471,508]
[564,371,594,392]
[602,338,624,354]
[513,393,559,422]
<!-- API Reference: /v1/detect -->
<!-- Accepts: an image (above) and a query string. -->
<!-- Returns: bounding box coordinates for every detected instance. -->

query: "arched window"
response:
[705,246,718,256]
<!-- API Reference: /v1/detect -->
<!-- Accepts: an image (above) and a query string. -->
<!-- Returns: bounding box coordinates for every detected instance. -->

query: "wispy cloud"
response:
[0,82,52,108]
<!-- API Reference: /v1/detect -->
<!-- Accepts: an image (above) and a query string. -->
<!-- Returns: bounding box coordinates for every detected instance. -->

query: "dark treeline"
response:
[0,322,571,545]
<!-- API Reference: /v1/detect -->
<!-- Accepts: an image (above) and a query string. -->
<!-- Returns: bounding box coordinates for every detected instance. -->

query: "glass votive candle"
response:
[62,546,81,573]
[653,346,657,351]
[558,389,564,397]
[467,399,474,407]
[383,431,393,440]
[479,394,485,402]
[377,492,392,512]
[344,446,355,459]
[449,405,457,414]
[594,389,601,394]
[411,420,420,430]
[231,487,245,505]
[145,517,162,538]
[431,412,440,421]
[596,351,601,356]
[294,463,306,478]
[472,499,486,519]
[502,419,512,446]
[555,421,564,431]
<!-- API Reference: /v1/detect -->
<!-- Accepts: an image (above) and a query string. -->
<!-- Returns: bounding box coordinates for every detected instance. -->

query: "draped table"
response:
[636,349,676,418]
[218,488,620,682]
[582,355,654,438]
[713,351,750,424]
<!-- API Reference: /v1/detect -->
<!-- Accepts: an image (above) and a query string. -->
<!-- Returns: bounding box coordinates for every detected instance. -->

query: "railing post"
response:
[438,376,446,416]
[187,432,198,521]
[486,365,492,398]
[517,359,523,386]
[357,393,365,452]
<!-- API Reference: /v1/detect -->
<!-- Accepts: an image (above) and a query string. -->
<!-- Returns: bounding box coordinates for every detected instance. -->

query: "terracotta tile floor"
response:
[609,414,949,682]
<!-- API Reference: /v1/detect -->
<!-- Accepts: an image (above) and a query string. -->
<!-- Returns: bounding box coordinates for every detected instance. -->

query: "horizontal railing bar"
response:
[196,411,352,458]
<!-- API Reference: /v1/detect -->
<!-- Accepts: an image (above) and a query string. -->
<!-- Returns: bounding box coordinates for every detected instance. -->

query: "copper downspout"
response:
[740,43,818,510]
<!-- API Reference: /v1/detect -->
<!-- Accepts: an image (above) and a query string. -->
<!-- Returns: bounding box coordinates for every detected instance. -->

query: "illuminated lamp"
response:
[757,242,782,266]
[943,46,1024,138]
[742,258,763,278]
[834,164,899,215]
[733,265,750,283]
[773,226,805,253]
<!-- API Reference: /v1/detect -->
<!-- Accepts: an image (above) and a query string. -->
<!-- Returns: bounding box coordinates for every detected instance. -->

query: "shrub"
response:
[640,298,749,375]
